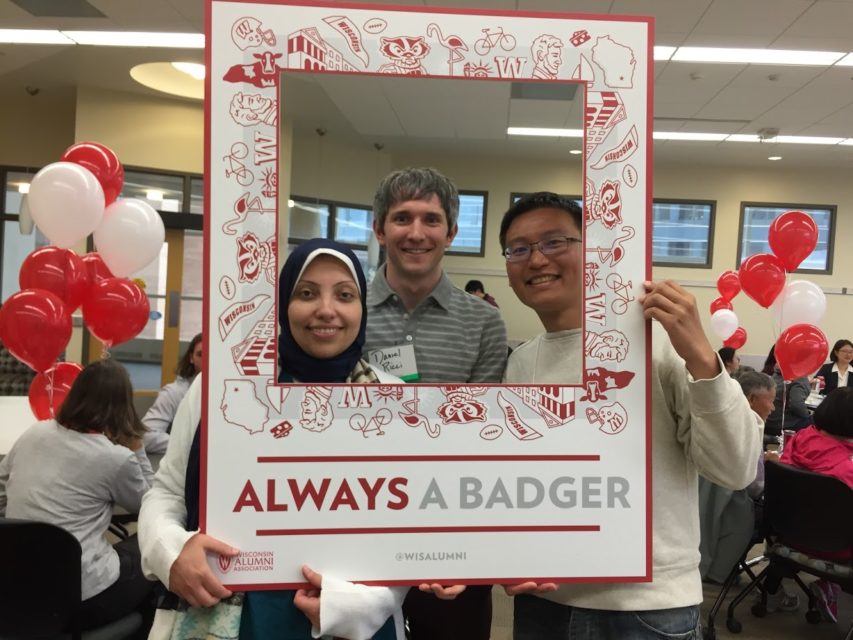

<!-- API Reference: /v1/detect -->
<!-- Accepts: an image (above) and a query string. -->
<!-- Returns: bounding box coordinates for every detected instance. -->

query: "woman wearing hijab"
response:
[139,240,454,639]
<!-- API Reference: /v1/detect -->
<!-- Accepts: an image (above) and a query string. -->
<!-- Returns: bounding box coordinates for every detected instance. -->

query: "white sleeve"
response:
[316,579,407,640]
[138,375,203,586]
[142,380,188,455]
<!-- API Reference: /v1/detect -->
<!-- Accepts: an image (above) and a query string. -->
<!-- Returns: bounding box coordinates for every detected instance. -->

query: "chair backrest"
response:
[0,517,82,637]
[764,461,853,556]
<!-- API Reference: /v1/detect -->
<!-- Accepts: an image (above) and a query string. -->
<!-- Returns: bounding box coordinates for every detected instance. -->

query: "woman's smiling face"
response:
[288,254,362,359]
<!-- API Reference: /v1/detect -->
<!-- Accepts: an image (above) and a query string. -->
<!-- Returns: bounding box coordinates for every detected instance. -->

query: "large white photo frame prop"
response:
[205,0,652,588]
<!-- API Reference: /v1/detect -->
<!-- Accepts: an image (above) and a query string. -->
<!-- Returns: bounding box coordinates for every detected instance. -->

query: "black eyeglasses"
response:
[503,236,582,263]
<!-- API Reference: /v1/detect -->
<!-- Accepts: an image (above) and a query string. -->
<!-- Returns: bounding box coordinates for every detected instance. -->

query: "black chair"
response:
[724,461,853,638]
[703,503,766,640]
[0,517,142,640]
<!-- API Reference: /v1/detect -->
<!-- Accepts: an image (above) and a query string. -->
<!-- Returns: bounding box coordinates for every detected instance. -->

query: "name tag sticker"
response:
[367,344,419,381]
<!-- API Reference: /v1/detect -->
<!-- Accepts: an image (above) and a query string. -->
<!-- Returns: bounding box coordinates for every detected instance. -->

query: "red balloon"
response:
[710,297,733,314]
[82,278,149,348]
[28,362,83,420]
[0,289,71,372]
[724,327,747,350]
[716,270,741,302]
[738,253,786,308]
[775,323,829,381]
[60,142,124,206]
[768,211,818,272]
[19,246,89,312]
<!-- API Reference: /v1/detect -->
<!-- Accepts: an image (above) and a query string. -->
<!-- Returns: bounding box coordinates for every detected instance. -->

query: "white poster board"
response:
[205,0,652,589]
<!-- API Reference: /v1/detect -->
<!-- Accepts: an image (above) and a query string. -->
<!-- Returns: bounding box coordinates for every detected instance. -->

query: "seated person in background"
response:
[815,338,853,395]
[779,386,853,622]
[464,279,499,308]
[718,346,740,376]
[0,359,154,631]
[143,333,202,455]
[499,192,759,639]
[699,371,773,584]
[763,346,812,438]
[139,240,458,639]
[718,346,753,378]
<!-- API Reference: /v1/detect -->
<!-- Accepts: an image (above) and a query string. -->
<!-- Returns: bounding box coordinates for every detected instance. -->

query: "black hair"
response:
[718,346,736,365]
[829,339,853,363]
[499,192,582,250]
[812,387,853,438]
[465,280,485,294]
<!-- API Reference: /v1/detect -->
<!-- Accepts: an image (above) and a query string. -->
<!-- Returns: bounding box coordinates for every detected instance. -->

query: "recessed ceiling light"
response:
[172,62,205,80]
[768,156,783,161]
[569,149,582,155]
[671,47,844,66]
[146,190,164,201]
[507,127,583,137]
[130,62,204,100]
[17,182,30,194]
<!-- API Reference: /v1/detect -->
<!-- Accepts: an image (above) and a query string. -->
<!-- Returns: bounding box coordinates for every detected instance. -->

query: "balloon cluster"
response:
[0,142,164,420]
[709,211,829,381]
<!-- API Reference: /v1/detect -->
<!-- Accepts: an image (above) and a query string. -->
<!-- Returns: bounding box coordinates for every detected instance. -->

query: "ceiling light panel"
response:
[0,29,74,44]
[671,47,845,66]
[507,127,583,137]
[63,31,204,48]
[653,132,728,141]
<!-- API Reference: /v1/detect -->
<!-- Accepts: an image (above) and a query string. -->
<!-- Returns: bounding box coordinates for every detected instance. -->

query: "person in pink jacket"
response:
[780,386,853,622]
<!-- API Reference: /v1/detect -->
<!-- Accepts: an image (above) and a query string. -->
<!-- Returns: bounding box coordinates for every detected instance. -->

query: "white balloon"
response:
[771,279,827,332]
[27,162,105,248]
[710,309,738,340]
[18,194,34,235]
[94,198,165,277]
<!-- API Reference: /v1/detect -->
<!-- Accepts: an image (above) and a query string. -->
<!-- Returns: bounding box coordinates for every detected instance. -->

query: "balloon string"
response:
[101,344,111,359]
[46,366,56,418]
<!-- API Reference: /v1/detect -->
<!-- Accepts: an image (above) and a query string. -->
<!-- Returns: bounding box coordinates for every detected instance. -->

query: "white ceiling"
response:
[3,0,853,168]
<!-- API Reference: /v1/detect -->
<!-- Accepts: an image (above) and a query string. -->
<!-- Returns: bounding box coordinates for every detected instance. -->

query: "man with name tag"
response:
[499,192,759,639]
[364,167,507,640]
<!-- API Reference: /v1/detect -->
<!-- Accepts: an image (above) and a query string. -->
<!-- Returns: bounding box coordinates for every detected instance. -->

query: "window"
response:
[652,199,715,267]
[738,203,835,273]
[447,191,488,256]
[288,196,374,275]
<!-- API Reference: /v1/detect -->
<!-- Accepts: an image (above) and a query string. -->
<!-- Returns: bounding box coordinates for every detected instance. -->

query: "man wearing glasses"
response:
[501,192,584,384]
[499,192,759,639]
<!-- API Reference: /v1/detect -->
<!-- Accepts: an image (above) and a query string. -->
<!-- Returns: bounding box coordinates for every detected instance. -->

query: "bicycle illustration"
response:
[223,142,254,186]
[474,26,516,56]
[606,273,634,315]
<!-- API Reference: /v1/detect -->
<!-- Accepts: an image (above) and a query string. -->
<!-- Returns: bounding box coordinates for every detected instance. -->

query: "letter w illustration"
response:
[493,56,526,78]
[585,292,607,326]
[339,386,372,408]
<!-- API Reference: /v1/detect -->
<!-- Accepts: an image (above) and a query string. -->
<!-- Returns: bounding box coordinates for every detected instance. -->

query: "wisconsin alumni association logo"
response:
[217,551,275,573]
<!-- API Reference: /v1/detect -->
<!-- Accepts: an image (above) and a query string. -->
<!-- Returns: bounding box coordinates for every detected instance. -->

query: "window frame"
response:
[288,194,374,254]
[445,189,489,258]
[736,201,836,275]
[651,198,716,269]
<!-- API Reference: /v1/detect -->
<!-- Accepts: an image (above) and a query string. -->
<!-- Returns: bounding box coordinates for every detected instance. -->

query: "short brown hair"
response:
[57,359,144,441]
